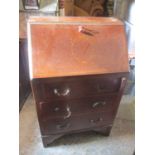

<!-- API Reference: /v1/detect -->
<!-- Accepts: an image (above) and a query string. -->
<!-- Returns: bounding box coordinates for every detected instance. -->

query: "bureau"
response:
[28,17,129,147]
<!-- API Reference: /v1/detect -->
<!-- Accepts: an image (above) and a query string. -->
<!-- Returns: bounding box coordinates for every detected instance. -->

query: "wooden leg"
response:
[93,126,112,136]
[41,126,113,147]
[42,134,64,147]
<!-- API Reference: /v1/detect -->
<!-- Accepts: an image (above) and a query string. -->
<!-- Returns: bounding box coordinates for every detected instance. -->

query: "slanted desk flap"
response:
[28,17,129,79]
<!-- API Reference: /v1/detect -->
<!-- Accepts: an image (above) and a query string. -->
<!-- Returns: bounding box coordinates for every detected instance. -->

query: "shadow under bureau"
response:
[28,17,129,147]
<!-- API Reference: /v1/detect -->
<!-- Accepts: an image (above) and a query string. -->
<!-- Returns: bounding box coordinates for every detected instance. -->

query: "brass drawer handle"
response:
[53,88,70,96]
[78,26,99,36]
[90,117,103,124]
[92,101,106,108]
[78,26,95,36]
[56,123,70,130]
[53,105,71,119]
[54,107,60,112]
[64,105,71,119]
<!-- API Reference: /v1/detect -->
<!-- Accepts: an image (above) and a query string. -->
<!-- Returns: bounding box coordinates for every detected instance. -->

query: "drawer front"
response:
[38,95,118,119]
[33,76,121,101]
[40,111,115,135]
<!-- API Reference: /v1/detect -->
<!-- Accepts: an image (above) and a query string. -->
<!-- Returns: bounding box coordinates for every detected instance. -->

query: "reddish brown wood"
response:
[28,16,123,24]
[28,17,129,147]
[28,17,129,79]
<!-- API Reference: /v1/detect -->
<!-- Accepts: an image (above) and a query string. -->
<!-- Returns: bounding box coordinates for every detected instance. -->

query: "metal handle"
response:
[78,26,95,36]
[92,101,106,108]
[119,77,127,92]
[53,88,70,96]
[54,107,60,112]
[78,26,84,32]
[64,105,71,119]
[90,117,103,124]
[53,105,71,118]
[56,123,70,130]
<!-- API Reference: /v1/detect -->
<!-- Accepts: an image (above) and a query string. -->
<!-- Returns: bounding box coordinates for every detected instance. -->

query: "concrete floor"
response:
[19,94,134,155]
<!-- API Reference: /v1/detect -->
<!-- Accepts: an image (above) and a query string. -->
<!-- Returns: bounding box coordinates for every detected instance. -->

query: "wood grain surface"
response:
[28,17,129,78]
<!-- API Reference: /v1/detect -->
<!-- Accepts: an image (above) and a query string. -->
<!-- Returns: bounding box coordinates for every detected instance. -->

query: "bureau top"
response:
[28,17,129,79]
[28,16,123,25]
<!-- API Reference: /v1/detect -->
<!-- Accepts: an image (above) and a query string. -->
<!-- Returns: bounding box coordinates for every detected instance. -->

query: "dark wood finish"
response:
[28,17,129,147]
[19,39,31,111]
[40,111,115,135]
[37,94,118,118]
[42,125,112,147]
[32,74,122,101]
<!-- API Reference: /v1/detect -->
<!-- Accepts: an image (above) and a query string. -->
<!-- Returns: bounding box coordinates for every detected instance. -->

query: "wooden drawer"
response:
[40,111,115,135]
[37,95,118,119]
[32,75,122,101]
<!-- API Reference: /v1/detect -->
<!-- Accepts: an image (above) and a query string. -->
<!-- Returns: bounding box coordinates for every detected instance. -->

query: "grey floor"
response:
[19,94,134,155]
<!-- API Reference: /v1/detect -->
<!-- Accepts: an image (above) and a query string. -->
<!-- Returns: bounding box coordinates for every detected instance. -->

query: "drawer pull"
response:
[64,105,71,119]
[90,117,103,124]
[56,123,70,130]
[79,26,89,34]
[78,26,94,36]
[54,107,60,112]
[92,101,106,108]
[53,88,70,96]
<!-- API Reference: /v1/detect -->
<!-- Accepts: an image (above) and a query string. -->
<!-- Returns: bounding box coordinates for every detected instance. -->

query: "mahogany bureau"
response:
[27,17,129,147]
